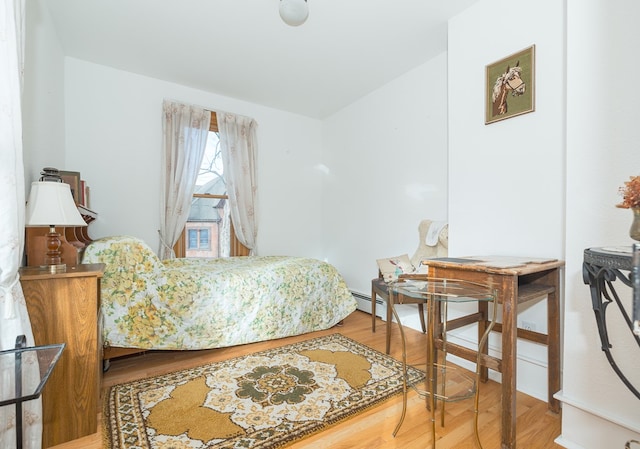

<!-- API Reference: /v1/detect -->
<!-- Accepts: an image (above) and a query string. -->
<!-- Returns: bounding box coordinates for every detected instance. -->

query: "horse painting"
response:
[491,61,526,117]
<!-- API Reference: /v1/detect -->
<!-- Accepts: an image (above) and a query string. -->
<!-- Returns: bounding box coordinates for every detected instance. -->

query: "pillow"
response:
[376,254,415,282]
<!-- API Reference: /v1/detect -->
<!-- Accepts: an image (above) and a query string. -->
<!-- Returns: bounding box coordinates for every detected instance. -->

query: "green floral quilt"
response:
[82,236,357,350]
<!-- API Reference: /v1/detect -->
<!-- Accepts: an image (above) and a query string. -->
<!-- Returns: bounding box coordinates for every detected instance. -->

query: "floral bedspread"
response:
[81,236,357,350]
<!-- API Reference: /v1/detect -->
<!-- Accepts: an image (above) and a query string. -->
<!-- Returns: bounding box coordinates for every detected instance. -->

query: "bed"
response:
[81,235,357,360]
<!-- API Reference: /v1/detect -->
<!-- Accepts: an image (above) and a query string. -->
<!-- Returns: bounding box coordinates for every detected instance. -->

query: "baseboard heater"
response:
[351,290,384,317]
[351,290,370,301]
[351,290,382,304]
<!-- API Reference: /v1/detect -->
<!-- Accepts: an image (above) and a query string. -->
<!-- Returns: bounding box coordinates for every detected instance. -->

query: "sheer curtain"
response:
[0,1,42,447]
[158,100,211,259]
[217,111,258,254]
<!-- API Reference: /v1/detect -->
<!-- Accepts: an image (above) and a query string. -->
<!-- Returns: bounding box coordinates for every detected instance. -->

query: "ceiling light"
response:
[279,0,308,27]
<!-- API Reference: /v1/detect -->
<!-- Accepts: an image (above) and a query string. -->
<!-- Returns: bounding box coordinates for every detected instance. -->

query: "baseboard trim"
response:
[553,435,585,449]
[554,390,640,434]
[554,390,640,448]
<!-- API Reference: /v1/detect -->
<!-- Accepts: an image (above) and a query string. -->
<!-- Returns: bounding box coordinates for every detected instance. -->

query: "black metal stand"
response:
[583,247,640,399]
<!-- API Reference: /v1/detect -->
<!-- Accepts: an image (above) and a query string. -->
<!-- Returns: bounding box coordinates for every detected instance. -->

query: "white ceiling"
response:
[44,0,478,119]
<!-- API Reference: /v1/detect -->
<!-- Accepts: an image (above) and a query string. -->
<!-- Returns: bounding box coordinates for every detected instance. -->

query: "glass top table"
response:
[390,278,496,303]
[388,277,497,449]
[0,336,65,449]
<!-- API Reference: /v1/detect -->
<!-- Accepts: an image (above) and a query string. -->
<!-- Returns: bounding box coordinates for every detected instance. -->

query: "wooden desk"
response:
[425,256,564,449]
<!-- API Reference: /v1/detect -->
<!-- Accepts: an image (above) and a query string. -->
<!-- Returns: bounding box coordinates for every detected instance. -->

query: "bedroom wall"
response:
[448,2,565,257]
[449,0,565,260]
[558,1,640,446]
[322,53,449,294]
[23,0,66,188]
[450,0,640,445]
[60,58,325,258]
[447,0,565,400]
[321,53,449,333]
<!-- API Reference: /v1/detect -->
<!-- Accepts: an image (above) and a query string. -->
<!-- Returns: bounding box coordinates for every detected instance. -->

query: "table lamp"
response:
[25,181,87,273]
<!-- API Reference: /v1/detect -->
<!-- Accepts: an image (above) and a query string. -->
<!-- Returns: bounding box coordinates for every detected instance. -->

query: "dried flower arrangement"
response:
[617,175,640,209]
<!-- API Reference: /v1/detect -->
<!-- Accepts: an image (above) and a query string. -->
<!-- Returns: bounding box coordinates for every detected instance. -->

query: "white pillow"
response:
[376,254,415,282]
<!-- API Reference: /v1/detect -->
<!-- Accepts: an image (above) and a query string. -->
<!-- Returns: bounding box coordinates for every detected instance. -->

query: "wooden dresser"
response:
[19,263,104,447]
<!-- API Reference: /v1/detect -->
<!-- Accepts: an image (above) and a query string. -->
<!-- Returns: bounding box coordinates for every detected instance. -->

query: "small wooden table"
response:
[425,256,564,449]
[19,263,104,447]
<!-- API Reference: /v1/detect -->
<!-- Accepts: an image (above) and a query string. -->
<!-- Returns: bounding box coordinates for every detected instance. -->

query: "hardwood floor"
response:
[50,310,562,449]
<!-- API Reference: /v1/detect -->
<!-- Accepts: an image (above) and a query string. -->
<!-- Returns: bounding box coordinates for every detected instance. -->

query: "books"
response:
[79,180,91,208]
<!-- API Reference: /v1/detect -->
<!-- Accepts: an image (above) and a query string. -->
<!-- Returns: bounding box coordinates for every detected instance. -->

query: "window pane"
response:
[184,131,229,258]
[195,132,224,194]
[188,229,198,249]
[199,229,210,249]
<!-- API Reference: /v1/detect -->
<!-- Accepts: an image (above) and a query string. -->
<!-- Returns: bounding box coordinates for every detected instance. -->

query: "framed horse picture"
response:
[485,45,535,125]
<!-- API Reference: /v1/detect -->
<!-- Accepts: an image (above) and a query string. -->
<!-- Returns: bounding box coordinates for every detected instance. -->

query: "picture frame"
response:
[485,45,535,125]
[59,170,81,204]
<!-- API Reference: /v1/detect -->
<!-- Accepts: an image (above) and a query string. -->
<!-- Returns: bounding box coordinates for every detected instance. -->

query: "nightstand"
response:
[19,263,104,447]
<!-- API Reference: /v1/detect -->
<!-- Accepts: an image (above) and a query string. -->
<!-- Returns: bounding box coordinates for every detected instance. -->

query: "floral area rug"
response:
[103,333,424,449]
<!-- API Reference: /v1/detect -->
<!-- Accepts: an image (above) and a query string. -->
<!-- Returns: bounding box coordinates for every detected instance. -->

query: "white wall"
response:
[62,58,325,257]
[558,1,640,447]
[23,0,66,188]
[450,0,640,445]
[449,0,565,258]
[448,0,565,401]
[322,53,449,295]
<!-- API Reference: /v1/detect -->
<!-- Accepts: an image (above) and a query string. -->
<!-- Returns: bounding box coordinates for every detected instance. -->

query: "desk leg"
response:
[478,300,489,382]
[386,298,392,354]
[501,280,517,449]
[547,270,562,413]
[371,286,377,333]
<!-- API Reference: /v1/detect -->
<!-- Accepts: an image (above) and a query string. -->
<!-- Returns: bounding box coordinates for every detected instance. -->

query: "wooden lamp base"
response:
[44,225,66,273]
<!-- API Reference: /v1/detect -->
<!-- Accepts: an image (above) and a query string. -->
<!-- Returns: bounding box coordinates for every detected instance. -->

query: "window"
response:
[187,228,210,250]
[173,112,249,258]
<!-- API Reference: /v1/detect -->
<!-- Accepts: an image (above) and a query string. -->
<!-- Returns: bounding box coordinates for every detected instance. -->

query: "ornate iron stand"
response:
[583,246,640,399]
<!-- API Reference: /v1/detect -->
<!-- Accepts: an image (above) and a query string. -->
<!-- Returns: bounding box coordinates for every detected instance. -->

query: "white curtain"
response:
[0,0,42,447]
[217,111,258,254]
[159,100,211,259]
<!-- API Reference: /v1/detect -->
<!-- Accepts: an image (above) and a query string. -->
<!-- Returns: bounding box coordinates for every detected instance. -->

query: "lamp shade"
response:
[25,181,87,227]
[279,0,308,26]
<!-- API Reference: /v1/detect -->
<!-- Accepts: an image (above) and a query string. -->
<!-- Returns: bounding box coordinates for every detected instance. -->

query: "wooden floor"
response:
[51,310,562,449]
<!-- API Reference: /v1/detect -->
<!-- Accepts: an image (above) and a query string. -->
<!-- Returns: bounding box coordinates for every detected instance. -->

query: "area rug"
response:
[103,333,424,449]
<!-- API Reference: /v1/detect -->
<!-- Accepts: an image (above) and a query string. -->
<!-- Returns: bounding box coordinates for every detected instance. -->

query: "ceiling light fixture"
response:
[279,0,308,27]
